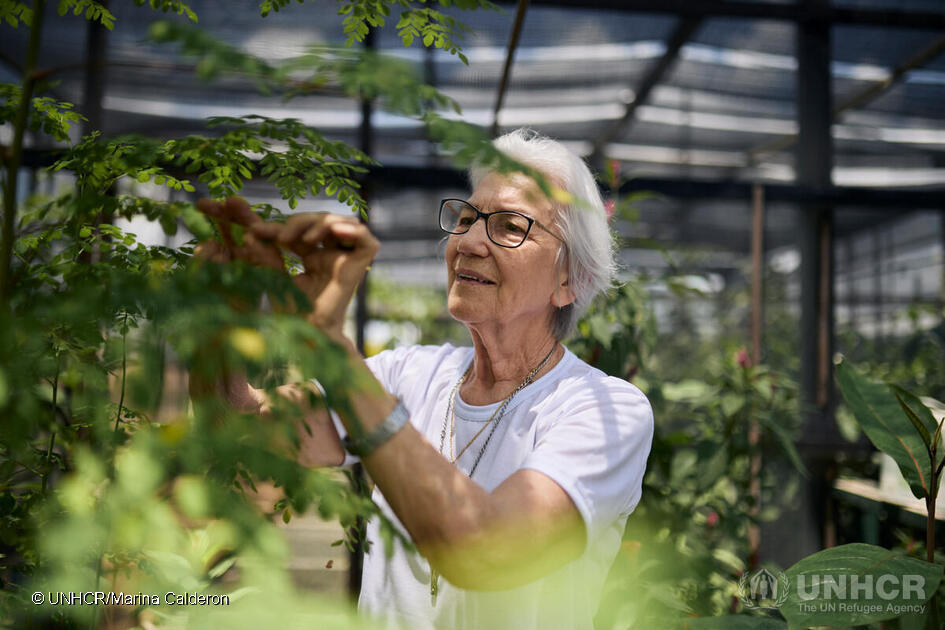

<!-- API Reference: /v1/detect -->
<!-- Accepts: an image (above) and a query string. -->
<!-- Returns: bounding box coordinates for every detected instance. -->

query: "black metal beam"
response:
[14,147,945,210]
[591,17,702,160]
[750,33,945,162]
[522,0,945,31]
[368,166,945,211]
[492,0,530,138]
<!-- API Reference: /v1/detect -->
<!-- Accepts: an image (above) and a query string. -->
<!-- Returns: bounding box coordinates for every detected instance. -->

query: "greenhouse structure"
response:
[2,0,944,628]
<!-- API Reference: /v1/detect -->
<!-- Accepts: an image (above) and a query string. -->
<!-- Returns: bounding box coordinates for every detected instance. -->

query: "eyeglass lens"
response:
[440,200,531,247]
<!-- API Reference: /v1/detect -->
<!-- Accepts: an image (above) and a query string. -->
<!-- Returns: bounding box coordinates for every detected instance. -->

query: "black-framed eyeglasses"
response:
[438,198,565,249]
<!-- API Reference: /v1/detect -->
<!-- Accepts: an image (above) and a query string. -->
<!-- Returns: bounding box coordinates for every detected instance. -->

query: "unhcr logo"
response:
[737,568,930,615]
[738,568,790,609]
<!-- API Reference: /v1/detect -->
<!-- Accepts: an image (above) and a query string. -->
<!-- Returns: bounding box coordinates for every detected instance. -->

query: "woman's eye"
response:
[503,220,526,234]
[458,216,475,226]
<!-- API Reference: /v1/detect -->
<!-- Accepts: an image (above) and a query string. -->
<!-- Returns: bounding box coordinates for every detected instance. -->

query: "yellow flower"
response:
[229,327,266,359]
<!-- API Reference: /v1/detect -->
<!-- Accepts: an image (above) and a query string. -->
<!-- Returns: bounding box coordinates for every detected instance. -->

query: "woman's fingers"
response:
[195,198,221,216]
[195,197,286,271]
[193,240,230,263]
[326,220,373,254]
[240,231,284,270]
[221,196,263,227]
[250,213,360,247]
[196,198,240,253]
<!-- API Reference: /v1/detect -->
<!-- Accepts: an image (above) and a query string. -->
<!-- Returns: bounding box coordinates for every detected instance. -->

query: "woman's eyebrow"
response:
[474,200,533,216]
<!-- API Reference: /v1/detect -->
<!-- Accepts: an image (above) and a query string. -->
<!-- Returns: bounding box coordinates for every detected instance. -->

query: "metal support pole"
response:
[846,236,856,335]
[873,229,883,353]
[796,0,835,430]
[761,0,836,567]
[348,27,376,602]
[751,184,765,367]
[748,183,765,566]
[81,0,109,135]
[941,211,945,308]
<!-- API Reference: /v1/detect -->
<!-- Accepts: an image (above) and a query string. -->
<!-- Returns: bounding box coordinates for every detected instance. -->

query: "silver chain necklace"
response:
[430,343,558,605]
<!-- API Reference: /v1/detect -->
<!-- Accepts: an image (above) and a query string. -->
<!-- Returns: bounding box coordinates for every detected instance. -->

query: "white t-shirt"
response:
[337,343,653,630]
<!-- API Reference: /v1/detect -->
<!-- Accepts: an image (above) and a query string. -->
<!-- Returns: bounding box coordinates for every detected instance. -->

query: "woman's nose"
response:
[455,217,491,254]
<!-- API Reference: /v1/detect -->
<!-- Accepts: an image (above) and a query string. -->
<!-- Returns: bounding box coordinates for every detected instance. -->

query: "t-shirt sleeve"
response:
[326,347,403,467]
[326,344,443,466]
[519,379,654,543]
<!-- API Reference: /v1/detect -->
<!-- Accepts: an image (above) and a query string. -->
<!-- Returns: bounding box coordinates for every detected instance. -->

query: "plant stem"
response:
[926,492,938,630]
[927,495,935,564]
[1,0,47,307]
[93,315,128,630]
[41,352,61,493]
[113,312,128,438]
[89,543,105,630]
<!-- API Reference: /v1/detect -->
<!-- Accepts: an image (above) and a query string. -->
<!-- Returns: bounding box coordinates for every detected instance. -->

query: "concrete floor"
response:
[279,513,352,596]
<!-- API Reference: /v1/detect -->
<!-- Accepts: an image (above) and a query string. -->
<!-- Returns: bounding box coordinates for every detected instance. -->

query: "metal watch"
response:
[342,399,409,457]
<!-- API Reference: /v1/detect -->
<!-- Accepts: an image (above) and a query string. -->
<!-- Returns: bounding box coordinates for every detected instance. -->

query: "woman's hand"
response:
[250,212,379,338]
[193,197,285,272]
[190,197,347,468]
[193,197,379,339]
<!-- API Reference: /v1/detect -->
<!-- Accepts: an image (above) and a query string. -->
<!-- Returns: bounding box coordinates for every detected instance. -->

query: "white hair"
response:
[468,128,617,340]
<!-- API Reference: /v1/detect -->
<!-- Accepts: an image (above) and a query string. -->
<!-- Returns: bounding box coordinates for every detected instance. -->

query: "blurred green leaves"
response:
[0,84,86,142]
[256,0,499,63]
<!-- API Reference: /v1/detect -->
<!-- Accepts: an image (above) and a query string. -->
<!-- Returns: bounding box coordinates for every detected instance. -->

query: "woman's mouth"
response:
[455,270,495,285]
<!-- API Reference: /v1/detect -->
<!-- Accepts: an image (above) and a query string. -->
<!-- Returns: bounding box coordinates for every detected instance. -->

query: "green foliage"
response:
[835,306,945,419]
[835,360,940,500]
[258,0,499,63]
[780,543,943,628]
[50,117,374,214]
[148,20,273,84]
[133,0,198,22]
[0,0,32,27]
[565,274,801,626]
[0,84,86,142]
[570,282,657,381]
[150,19,462,115]
[681,616,786,630]
[146,19,553,195]
[0,1,507,627]
[366,275,468,350]
[56,0,115,29]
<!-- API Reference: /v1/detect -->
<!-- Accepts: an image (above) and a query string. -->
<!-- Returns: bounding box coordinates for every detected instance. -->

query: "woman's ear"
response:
[551,273,575,308]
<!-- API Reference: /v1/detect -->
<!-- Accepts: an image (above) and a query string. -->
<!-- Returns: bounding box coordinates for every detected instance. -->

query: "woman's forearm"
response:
[326,340,510,574]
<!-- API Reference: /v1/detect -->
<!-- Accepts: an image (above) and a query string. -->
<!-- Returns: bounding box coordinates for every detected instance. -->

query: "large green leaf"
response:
[893,386,939,449]
[835,360,932,499]
[682,615,787,630]
[780,543,943,628]
[682,616,786,630]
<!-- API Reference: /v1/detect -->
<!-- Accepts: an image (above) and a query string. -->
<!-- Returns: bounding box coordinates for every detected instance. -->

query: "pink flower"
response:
[604,199,616,221]
[735,348,751,369]
[706,512,718,527]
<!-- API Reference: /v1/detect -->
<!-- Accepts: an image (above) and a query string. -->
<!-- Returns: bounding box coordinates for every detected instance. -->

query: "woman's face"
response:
[445,172,572,336]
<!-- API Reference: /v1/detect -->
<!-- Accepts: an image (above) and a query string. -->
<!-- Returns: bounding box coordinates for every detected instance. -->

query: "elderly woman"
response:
[195,129,653,630]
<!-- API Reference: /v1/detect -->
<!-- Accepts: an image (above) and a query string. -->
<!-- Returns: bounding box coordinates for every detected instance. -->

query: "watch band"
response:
[342,399,409,457]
